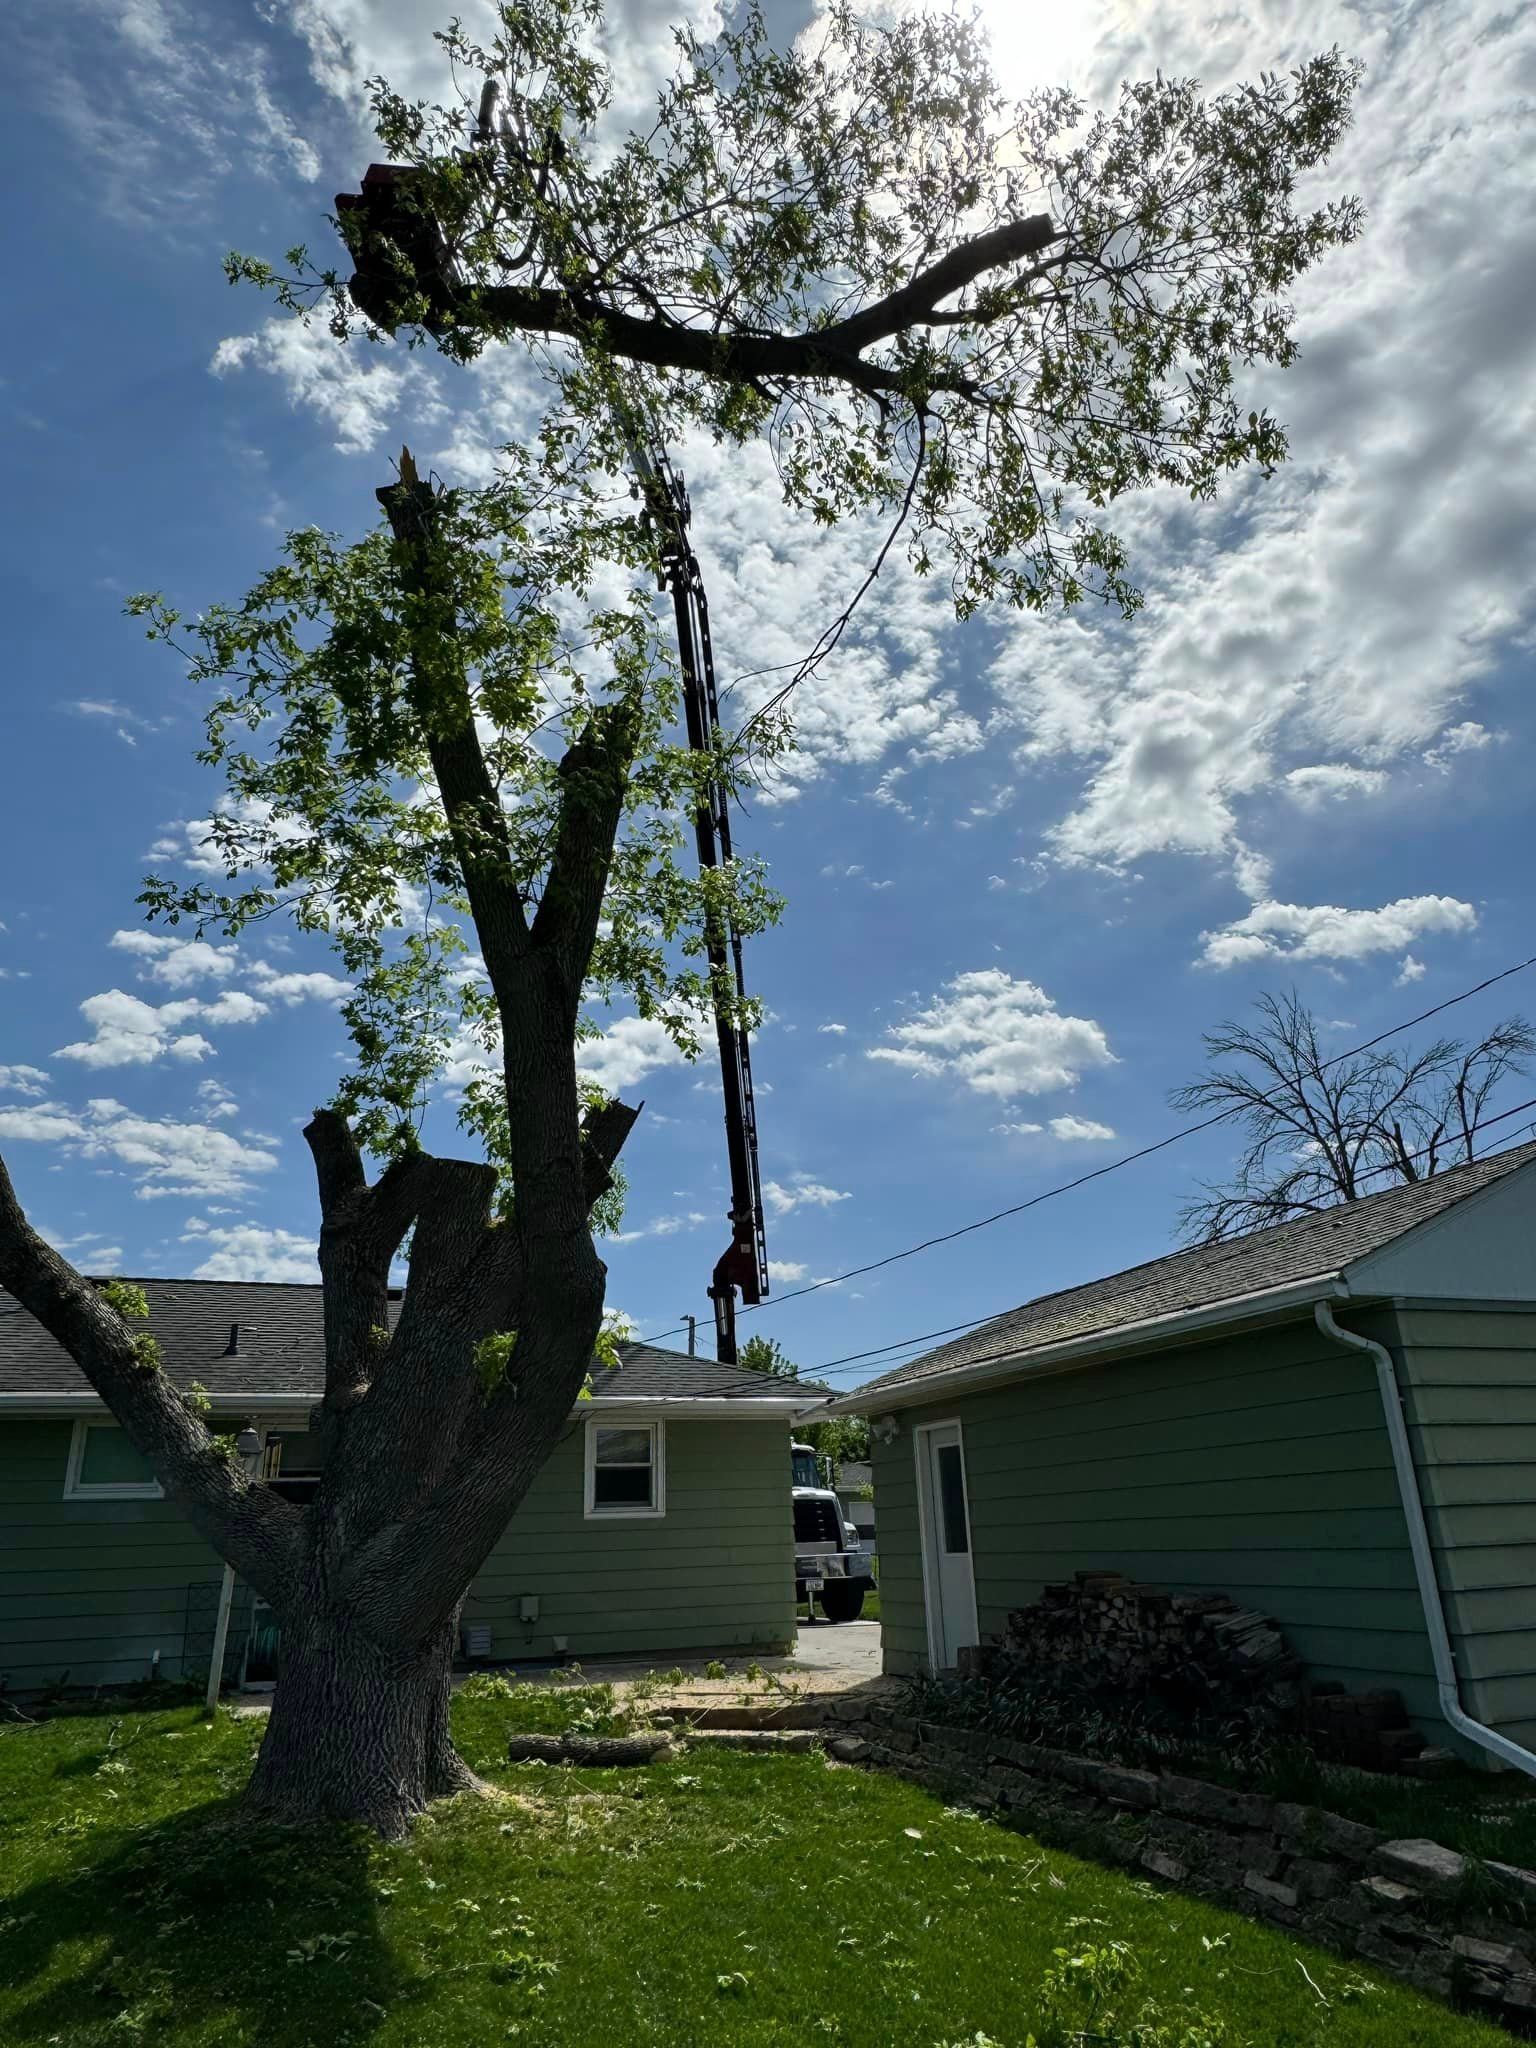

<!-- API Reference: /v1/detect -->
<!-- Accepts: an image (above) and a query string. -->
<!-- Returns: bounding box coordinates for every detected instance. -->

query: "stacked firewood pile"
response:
[997,1570,1305,1716]
[961,1571,1448,1775]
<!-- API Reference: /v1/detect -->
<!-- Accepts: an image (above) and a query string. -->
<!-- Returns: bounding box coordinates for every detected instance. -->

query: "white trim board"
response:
[0,1391,812,1421]
[911,1416,978,1674]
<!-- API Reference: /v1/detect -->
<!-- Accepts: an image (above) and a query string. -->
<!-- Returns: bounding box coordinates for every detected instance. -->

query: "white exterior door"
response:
[916,1422,978,1671]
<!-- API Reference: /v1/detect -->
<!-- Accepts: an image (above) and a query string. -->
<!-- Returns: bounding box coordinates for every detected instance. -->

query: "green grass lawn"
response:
[0,1686,1512,2048]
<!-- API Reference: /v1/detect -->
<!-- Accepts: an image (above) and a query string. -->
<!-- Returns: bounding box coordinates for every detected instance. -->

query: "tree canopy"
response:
[239,0,1363,633]
[1,1,1366,1834]
[132,449,781,1177]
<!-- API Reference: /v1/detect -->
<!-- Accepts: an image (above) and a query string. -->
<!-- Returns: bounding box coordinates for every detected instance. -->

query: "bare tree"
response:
[1172,991,1536,1242]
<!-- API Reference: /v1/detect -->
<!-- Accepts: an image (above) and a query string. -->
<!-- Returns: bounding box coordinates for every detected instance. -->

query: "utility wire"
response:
[635,947,1536,1350]
[626,1097,1536,1417]
[797,1094,1536,1386]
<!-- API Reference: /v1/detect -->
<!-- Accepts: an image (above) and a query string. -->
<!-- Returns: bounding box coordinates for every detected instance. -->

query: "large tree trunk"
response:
[244,1605,477,1838]
[0,456,644,1842]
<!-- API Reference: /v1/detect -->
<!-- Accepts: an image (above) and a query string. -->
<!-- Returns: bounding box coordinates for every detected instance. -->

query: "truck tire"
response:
[818,1581,865,1623]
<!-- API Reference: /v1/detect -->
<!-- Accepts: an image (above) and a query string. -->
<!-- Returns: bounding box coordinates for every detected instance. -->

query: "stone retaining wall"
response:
[825,1700,1536,2028]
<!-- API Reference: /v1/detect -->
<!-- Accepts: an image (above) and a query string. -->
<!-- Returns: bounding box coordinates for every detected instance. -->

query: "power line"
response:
[635,947,1536,1350]
[672,1101,1536,1410]
[796,1097,1536,1388]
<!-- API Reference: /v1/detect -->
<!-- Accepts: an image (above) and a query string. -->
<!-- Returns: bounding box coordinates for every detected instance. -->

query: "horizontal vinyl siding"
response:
[463,1418,795,1661]
[871,1316,1441,1721]
[870,1429,923,1675]
[0,1421,226,1691]
[1,1416,796,1692]
[1394,1305,1536,1745]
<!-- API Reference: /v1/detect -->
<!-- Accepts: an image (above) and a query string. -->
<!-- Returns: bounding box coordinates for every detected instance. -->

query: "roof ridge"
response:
[853,1135,1536,1398]
[967,1137,1536,1328]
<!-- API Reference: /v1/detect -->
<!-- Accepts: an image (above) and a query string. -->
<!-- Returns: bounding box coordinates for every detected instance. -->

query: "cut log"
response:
[506,1731,676,1766]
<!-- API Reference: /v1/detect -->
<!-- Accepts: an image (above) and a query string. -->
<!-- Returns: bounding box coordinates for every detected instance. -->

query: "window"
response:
[936,1443,969,1555]
[584,1420,665,1518]
[262,1430,324,1504]
[64,1420,162,1500]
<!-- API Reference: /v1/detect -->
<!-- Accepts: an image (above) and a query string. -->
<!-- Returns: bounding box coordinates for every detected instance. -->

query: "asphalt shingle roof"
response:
[0,1280,801,1406]
[855,1139,1536,1399]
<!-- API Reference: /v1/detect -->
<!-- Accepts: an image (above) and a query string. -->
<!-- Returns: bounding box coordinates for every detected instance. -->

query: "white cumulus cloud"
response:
[54,987,268,1068]
[1283,766,1389,809]
[763,1176,851,1216]
[611,1209,710,1245]
[111,930,239,988]
[1049,1115,1116,1142]
[0,1097,280,1200]
[181,1219,319,1282]
[250,962,353,1005]
[1199,895,1479,971]
[211,319,443,457]
[0,1064,50,1099]
[869,971,1115,1101]
[1425,721,1501,770]
[576,1016,693,1094]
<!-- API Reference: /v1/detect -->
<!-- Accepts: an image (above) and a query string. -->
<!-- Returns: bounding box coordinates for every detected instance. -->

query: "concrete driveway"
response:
[788,1617,882,1685]
[234,1619,890,1716]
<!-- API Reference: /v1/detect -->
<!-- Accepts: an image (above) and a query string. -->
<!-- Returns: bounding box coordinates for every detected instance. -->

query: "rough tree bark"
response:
[0,456,645,1839]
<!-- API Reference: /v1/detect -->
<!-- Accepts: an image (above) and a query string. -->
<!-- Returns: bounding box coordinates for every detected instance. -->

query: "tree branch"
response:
[353,273,984,402]
[581,1096,641,1209]
[0,1147,298,1604]
[817,214,1063,354]
[377,451,532,1004]
[305,1109,429,1419]
[529,691,645,1002]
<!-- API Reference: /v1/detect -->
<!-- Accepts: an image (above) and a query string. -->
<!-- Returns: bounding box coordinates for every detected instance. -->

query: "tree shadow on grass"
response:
[2,1797,426,2047]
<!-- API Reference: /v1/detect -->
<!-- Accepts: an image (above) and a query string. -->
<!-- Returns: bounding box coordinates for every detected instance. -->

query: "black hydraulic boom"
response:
[330,158,770,1365]
[631,447,769,1364]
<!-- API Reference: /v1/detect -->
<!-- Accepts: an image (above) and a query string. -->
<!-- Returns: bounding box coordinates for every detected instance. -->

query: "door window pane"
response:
[78,1425,155,1489]
[936,1443,969,1554]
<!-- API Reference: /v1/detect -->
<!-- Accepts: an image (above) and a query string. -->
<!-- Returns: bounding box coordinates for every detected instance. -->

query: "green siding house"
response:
[826,1142,1536,1769]
[0,1282,808,1694]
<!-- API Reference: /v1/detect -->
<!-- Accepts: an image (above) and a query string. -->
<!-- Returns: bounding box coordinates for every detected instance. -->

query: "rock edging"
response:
[825,1701,1536,2026]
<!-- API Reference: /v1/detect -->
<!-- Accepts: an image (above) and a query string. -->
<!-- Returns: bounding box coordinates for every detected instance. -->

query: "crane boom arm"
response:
[633,447,769,1364]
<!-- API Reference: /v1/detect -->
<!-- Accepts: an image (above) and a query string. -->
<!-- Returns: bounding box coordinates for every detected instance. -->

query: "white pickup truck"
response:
[791,1441,874,1622]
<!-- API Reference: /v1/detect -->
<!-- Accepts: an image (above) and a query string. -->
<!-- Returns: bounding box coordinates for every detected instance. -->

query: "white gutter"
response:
[0,1390,812,1421]
[1314,1300,1536,1779]
[0,1392,309,1419]
[575,1396,815,1419]
[820,1273,1347,1416]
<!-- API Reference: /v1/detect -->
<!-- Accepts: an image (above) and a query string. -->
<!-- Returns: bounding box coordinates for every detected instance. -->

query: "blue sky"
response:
[1,0,1533,1396]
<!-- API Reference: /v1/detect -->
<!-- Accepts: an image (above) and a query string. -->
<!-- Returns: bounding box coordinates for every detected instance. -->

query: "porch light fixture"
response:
[871,1414,900,1445]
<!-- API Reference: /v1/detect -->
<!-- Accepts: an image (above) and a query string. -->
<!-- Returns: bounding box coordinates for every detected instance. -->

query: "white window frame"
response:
[63,1418,163,1501]
[583,1417,666,1520]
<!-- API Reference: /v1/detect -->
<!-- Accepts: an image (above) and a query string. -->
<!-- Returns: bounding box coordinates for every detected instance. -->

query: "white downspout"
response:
[1315,1298,1536,1778]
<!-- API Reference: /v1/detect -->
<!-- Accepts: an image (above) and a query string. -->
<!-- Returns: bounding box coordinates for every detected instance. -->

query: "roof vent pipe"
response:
[222,1323,240,1357]
[1314,1298,1536,1779]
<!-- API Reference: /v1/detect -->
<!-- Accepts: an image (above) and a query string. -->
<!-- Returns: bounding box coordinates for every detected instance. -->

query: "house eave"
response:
[817,1272,1359,1416]
[0,1391,319,1420]
[0,1390,815,1421]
